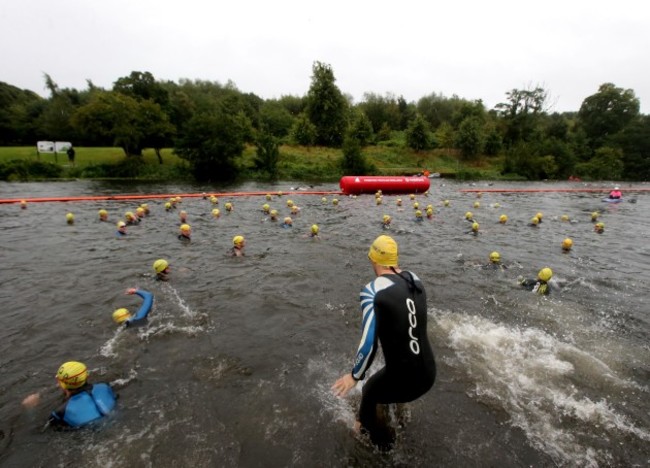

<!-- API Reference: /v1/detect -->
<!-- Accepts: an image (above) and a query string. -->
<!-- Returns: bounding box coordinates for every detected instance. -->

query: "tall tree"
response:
[305,61,348,146]
[405,114,431,151]
[578,83,640,148]
[495,86,548,145]
[456,116,485,160]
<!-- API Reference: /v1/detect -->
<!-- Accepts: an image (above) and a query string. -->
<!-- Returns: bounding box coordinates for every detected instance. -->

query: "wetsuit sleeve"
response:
[351,282,378,381]
[126,290,153,324]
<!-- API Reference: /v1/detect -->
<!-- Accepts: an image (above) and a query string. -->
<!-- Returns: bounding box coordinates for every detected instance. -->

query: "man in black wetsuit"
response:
[332,235,436,449]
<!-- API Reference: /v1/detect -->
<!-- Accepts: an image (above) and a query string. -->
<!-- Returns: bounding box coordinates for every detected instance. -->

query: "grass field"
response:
[0,145,504,180]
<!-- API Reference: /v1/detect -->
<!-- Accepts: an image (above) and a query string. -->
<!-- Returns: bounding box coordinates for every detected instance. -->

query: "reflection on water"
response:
[1,180,649,467]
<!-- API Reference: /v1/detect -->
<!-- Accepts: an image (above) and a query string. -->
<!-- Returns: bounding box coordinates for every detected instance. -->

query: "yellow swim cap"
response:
[415,210,423,218]
[262,203,270,211]
[368,235,398,267]
[426,208,433,215]
[311,224,319,234]
[287,199,294,207]
[493,203,501,208]
[489,251,501,263]
[591,211,599,220]
[499,214,508,223]
[474,201,480,208]
[113,308,131,324]
[561,214,569,222]
[266,194,272,200]
[66,213,74,223]
[383,214,391,223]
[472,222,480,231]
[465,211,473,220]
[125,211,135,220]
[443,200,450,206]
[277,191,283,196]
[376,197,382,205]
[225,202,233,210]
[270,209,278,216]
[56,361,88,390]
[117,221,126,228]
[233,235,244,246]
[98,209,108,217]
[165,202,172,210]
[562,238,573,251]
[538,267,553,282]
[409,194,415,200]
[180,223,191,232]
[332,198,339,205]
[136,207,145,215]
[210,196,218,204]
[153,259,169,274]
[212,208,220,217]
[531,216,539,225]
[321,197,327,203]
[426,204,433,211]
[413,202,419,209]
[284,216,292,224]
[536,212,543,220]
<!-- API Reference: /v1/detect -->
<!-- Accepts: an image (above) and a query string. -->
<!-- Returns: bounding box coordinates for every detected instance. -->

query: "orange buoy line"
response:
[0,191,343,205]
[459,188,650,193]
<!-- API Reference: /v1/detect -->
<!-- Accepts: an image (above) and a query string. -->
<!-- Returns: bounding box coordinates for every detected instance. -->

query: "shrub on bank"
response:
[0,159,63,181]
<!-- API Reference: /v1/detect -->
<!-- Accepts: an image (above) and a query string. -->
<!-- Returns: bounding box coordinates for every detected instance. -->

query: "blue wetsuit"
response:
[125,289,153,326]
[50,383,117,428]
[352,271,436,448]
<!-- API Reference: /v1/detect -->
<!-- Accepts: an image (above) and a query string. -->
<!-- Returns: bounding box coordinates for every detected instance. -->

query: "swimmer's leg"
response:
[358,368,397,450]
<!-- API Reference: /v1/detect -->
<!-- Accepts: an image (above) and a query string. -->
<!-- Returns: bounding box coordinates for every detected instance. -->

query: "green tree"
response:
[175,102,247,182]
[483,126,503,156]
[496,86,548,145]
[113,71,169,108]
[456,116,485,159]
[578,83,640,148]
[613,115,650,180]
[340,135,372,175]
[576,146,624,180]
[259,100,294,138]
[434,122,455,155]
[290,113,317,146]
[376,122,392,142]
[347,110,374,146]
[405,114,430,150]
[305,61,348,146]
[254,131,280,180]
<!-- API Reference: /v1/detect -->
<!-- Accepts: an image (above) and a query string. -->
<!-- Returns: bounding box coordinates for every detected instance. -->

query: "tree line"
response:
[1,62,648,181]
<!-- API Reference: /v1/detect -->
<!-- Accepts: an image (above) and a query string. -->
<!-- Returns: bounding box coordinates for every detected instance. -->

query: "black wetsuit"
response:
[520,278,550,295]
[352,271,436,447]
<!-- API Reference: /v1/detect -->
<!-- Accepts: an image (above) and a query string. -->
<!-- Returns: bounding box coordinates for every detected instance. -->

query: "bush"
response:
[0,159,63,181]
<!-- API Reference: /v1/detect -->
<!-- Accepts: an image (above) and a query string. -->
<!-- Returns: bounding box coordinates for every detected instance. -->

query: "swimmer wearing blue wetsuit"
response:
[112,288,154,326]
[48,361,117,429]
[333,235,436,449]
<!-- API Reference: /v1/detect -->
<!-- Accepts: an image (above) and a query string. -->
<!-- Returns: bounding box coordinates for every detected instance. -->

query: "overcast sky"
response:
[2,0,649,113]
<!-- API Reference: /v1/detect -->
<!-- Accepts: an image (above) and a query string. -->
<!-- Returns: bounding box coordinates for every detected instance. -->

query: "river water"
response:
[0,179,648,467]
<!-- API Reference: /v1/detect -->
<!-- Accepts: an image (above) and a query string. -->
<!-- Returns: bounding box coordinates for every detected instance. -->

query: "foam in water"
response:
[433,308,650,466]
[99,326,126,358]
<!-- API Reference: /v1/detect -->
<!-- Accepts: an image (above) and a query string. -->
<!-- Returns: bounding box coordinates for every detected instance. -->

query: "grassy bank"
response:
[0,145,504,181]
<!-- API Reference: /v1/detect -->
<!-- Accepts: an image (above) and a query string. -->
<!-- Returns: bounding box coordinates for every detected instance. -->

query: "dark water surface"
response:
[1,180,648,467]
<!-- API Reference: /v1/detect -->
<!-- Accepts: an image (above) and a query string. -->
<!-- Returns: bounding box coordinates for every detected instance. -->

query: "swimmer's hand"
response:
[22,393,40,408]
[125,288,137,295]
[332,373,357,397]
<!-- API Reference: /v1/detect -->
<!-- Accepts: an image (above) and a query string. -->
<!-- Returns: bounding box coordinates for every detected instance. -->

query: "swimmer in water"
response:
[225,202,233,212]
[281,217,293,228]
[136,207,145,220]
[125,211,140,225]
[594,222,605,234]
[382,214,391,229]
[98,209,108,222]
[113,288,154,327]
[426,207,434,219]
[66,213,74,225]
[232,235,245,256]
[20,200,27,209]
[519,267,553,295]
[465,211,474,222]
[535,212,543,223]
[116,221,127,237]
[210,196,218,205]
[482,251,508,270]
[529,216,540,227]
[466,222,480,235]
[291,204,300,216]
[165,202,172,212]
[562,238,573,253]
[212,208,220,219]
[262,204,271,214]
[591,211,600,223]
[140,204,150,216]
[178,224,191,241]
[179,210,188,224]
[153,258,170,281]
[414,210,424,222]
[498,214,508,224]
[269,209,278,222]
[332,235,436,450]
[396,198,402,207]
[21,361,117,429]
[309,224,319,238]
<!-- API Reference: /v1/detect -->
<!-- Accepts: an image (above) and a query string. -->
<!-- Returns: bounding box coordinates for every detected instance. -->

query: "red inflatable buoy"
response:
[339,176,430,195]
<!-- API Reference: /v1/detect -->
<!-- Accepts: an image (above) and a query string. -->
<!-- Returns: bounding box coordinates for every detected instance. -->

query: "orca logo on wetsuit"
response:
[406,298,420,355]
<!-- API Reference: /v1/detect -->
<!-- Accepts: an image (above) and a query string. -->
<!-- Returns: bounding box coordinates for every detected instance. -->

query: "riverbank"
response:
[0,145,506,182]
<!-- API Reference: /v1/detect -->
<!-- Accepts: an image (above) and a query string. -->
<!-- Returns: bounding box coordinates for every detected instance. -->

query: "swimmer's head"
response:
[591,211,599,220]
[262,203,270,213]
[321,197,327,203]
[98,209,108,220]
[538,267,553,282]
[291,205,299,214]
[212,208,220,218]
[332,198,339,206]
[473,201,480,208]
[225,202,233,211]
[426,204,433,211]
[180,223,191,234]
[562,238,573,251]
[286,199,294,207]
[368,235,398,267]
[20,200,27,209]
[117,221,126,231]
[465,211,473,220]
[277,191,283,197]
[489,251,501,264]
[536,212,543,220]
[472,222,480,232]
[409,194,415,200]
[112,308,131,324]
[153,258,169,274]
[493,203,501,208]
[426,208,434,216]
[614,186,619,190]
[266,194,272,201]
[140,203,149,213]
[179,210,187,220]
[443,200,450,207]
[233,235,245,247]
[56,361,88,390]
[376,197,382,205]
[311,224,319,235]
[125,211,135,221]
[476,192,482,199]
[594,222,605,232]
[499,214,508,224]
[136,207,145,217]
[165,202,172,211]
[415,210,423,218]
[66,212,74,224]
[283,216,293,225]
[382,214,391,224]
[396,198,402,206]
[530,216,539,225]
[210,196,218,204]
[270,209,278,219]
[413,202,419,209]
[561,214,570,222]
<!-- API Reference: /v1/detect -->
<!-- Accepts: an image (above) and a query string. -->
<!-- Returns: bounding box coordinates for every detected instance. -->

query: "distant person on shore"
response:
[113,288,154,327]
[67,146,75,167]
[332,235,436,450]
[21,361,117,429]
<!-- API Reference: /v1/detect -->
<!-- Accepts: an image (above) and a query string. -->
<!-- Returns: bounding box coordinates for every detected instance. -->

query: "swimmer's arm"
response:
[351,286,378,381]
[126,288,154,322]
